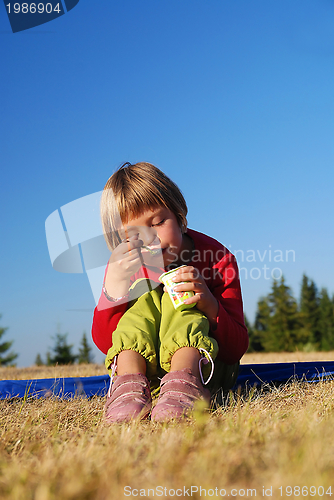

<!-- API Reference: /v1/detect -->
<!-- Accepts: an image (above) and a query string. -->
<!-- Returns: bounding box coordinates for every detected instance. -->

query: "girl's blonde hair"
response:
[101,162,188,250]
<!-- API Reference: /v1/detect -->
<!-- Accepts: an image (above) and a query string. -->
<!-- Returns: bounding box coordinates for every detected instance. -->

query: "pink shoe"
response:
[151,369,211,422]
[105,373,152,424]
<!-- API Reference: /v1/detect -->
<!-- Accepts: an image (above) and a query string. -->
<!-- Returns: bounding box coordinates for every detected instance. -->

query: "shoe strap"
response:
[198,348,214,386]
[107,356,118,397]
[108,378,150,404]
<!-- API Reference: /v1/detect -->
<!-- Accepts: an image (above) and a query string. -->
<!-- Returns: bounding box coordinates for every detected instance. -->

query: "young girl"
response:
[92,162,248,423]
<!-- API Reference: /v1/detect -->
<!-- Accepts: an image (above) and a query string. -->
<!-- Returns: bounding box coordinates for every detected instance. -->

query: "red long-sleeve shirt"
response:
[92,229,249,364]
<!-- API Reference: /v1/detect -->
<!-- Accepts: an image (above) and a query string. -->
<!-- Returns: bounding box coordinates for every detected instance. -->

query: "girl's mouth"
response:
[141,245,162,256]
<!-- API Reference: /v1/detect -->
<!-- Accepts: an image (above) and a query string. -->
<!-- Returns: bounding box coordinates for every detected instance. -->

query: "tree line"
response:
[246,274,334,352]
[35,332,94,366]
[0,314,18,366]
[0,320,93,366]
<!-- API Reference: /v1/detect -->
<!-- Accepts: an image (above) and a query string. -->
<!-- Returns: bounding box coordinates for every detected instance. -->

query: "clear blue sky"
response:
[1,0,334,367]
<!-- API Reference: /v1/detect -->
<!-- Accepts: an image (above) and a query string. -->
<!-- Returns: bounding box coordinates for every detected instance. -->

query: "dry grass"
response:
[242,350,334,364]
[1,354,334,499]
[0,363,106,381]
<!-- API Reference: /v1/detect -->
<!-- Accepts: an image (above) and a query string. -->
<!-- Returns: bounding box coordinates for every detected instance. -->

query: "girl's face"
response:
[120,207,190,268]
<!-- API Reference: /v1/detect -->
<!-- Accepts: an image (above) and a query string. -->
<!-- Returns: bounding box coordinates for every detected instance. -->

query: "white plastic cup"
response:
[159,265,195,310]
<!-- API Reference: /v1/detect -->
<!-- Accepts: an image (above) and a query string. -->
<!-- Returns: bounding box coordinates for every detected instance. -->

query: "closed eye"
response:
[152,219,166,227]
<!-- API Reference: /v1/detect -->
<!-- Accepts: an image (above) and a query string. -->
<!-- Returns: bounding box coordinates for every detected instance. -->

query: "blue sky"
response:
[1,0,334,367]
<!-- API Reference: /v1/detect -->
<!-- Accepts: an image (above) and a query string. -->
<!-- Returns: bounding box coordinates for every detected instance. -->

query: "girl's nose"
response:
[140,227,158,246]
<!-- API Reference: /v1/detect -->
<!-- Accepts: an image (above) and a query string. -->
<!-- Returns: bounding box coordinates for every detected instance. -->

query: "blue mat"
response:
[236,361,334,388]
[0,375,110,400]
[1,361,334,399]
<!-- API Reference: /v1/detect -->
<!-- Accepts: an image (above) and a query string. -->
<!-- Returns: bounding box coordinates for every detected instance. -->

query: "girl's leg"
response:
[151,293,218,422]
[170,346,200,378]
[105,285,163,380]
[117,350,147,376]
[104,284,163,423]
[158,291,218,374]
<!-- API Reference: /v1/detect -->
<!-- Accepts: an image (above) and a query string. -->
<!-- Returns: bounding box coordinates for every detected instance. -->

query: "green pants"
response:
[105,281,238,397]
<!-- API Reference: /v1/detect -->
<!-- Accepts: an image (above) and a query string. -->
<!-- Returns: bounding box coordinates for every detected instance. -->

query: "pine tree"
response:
[318,288,334,351]
[0,315,18,366]
[46,351,52,366]
[299,274,321,349]
[260,277,302,352]
[78,332,94,364]
[47,333,77,365]
[34,353,44,366]
[268,277,302,351]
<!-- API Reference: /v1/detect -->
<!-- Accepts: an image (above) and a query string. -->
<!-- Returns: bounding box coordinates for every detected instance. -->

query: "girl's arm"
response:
[92,236,144,354]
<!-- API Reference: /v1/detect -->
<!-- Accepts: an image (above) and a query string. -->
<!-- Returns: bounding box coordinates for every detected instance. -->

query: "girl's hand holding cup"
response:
[171,266,219,328]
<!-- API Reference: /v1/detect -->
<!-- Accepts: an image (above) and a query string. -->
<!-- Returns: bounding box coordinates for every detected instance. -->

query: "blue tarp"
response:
[1,361,334,399]
[0,374,110,400]
[236,361,334,388]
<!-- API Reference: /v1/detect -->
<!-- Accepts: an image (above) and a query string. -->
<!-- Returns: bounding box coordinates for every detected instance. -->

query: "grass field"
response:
[1,353,334,500]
